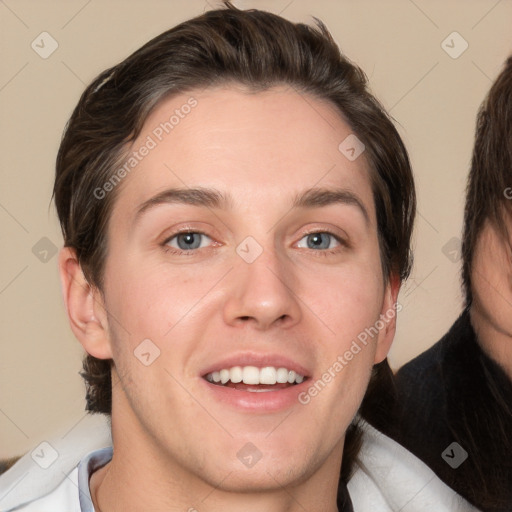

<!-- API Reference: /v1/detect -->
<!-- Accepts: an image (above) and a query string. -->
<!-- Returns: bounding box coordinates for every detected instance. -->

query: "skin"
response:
[59,85,399,512]
[470,216,512,379]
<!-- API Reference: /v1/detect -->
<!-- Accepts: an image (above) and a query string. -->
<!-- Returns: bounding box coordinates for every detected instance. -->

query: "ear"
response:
[374,273,401,364]
[58,247,113,359]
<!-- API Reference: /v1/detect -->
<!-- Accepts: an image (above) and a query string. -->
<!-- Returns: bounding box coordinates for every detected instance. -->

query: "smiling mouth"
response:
[203,365,307,392]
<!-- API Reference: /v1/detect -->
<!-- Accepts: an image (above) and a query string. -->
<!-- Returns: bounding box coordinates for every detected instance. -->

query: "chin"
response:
[210,458,311,492]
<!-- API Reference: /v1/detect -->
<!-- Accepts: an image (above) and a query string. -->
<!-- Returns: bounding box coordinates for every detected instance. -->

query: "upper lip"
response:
[200,352,311,378]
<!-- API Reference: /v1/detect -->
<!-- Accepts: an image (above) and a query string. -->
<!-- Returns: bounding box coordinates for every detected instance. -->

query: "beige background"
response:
[1,0,511,458]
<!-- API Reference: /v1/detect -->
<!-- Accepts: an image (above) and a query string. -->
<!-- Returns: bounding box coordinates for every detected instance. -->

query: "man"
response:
[364,56,512,512]
[0,3,473,511]
[1,4,411,510]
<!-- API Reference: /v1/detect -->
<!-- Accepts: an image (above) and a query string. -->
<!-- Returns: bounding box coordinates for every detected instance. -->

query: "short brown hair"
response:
[462,56,512,306]
[54,4,415,432]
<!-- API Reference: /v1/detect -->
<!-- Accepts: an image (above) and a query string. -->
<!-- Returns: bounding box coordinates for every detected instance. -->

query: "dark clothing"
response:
[365,309,512,512]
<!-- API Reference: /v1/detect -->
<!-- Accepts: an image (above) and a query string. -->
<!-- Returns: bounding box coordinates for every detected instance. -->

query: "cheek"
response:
[473,267,512,332]
[306,259,385,337]
[104,257,213,340]
[298,263,384,399]
[470,224,512,322]
[473,243,510,308]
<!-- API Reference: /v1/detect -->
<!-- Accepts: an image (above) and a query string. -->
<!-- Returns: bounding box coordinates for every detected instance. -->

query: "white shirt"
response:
[0,414,111,512]
[348,420,480,511]
[2,447,112,512]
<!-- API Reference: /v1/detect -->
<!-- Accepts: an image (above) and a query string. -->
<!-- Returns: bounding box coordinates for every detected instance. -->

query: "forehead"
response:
[110,85,375,224]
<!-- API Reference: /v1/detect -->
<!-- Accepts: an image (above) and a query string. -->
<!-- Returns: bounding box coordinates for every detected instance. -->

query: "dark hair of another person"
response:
[363,56,512,511]
[52,2,415,480]
[462,56,512,306]
[459,56,512,511]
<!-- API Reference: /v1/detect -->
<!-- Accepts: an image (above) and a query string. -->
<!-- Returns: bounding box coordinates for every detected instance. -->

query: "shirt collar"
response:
[77,446,113,512]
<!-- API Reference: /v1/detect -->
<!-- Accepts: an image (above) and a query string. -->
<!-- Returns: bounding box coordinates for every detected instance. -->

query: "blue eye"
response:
[297,232,341,251]
[164,232,212,252]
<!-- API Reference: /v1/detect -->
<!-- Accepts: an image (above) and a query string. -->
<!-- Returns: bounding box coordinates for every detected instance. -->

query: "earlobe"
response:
[374,273,401,364]
[58,247,113,360]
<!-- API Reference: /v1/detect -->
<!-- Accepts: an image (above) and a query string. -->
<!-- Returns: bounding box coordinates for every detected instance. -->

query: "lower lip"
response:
[200,378,310,412]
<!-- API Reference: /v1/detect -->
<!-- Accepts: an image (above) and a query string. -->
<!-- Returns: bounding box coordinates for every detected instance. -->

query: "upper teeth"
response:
[205,366,305,385]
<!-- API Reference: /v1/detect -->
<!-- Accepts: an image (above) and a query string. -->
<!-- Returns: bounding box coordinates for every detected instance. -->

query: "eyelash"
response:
[161,229,347,257]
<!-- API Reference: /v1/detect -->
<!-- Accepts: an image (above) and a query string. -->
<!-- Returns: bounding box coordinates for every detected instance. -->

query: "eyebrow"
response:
[133,186,370,226]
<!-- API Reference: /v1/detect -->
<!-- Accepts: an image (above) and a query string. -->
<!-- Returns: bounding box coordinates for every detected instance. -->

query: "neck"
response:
[470,306,512,381]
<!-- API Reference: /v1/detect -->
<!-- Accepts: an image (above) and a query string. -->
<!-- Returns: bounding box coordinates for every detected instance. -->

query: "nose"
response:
[222,242,302,331]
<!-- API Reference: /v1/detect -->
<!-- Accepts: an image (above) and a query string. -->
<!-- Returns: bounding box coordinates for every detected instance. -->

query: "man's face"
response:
[92,86,396,490]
